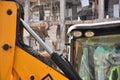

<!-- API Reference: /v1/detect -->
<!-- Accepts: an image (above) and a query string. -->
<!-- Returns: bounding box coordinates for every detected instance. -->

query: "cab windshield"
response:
[74,34,120,80]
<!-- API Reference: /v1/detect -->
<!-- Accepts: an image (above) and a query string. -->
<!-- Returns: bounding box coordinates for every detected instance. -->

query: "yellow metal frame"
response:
[0,1,17,80]
[0,1,68,80]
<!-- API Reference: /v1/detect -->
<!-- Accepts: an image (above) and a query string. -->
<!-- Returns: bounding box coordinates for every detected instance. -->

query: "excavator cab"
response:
[67,21,120,80]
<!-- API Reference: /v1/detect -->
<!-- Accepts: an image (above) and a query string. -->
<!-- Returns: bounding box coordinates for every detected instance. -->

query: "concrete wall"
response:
[108,0,119,18]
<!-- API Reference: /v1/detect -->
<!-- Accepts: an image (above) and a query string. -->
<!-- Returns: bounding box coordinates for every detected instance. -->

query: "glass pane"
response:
[75,34,120,80]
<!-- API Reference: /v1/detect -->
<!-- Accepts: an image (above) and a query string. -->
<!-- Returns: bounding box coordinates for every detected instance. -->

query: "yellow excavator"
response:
[0,0,82,80]
[1,0,120,80]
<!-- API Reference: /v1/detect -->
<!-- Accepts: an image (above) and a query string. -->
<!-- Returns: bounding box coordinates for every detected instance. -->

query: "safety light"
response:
[85,31,94,37]
[72,31,82,37]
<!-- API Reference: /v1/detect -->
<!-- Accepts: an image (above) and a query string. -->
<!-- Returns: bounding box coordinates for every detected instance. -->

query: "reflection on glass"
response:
[74,34,120,80]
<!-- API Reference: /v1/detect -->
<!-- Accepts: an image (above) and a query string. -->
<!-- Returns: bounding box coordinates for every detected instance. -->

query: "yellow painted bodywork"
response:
[0,2,17,80]
[0,1,68,80]
[14,47,68,80]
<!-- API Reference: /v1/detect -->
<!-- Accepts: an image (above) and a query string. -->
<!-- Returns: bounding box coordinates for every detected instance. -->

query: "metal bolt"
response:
[30,76,35,80]
[7,9,12,15]
[2,44,11,51]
